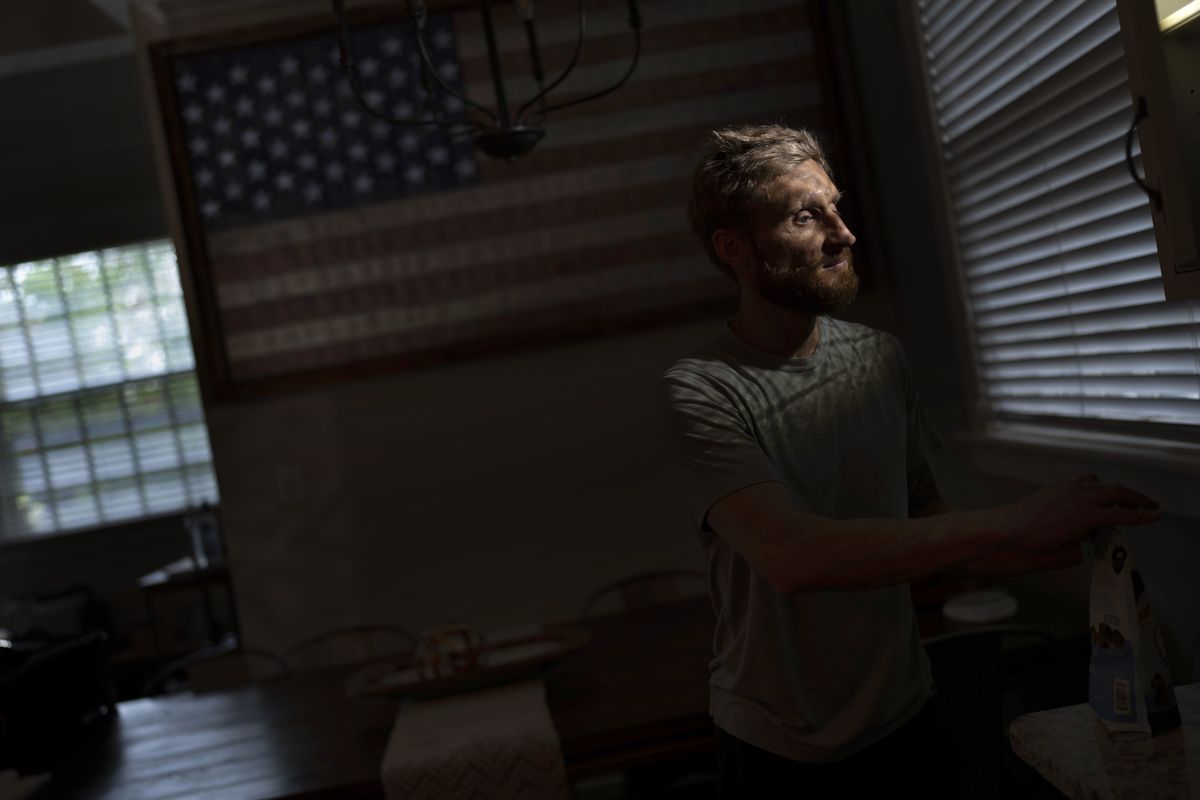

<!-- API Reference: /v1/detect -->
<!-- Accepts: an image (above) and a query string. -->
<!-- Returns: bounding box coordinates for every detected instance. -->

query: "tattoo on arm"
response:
[908,458,945,518]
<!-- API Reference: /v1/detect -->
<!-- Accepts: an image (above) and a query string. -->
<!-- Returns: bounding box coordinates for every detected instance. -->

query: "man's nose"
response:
[826,215,856,248]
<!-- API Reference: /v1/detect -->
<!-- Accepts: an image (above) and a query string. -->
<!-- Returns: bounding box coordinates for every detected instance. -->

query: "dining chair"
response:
[283,624,416,671]
[142,635,290,696]
[579,569,708,620]
[578,569,715,799]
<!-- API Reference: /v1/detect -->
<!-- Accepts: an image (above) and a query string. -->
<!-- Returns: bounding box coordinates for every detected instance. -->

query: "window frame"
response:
[0,238,220,542]
[894,0,1200,500]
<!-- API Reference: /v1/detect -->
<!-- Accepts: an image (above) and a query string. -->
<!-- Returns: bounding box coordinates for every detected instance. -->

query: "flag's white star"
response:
[253,191,271,210]
[291,120,311,138]
[455,157,476,178]
[437,61,459,81]
[248,160,267,180]
[377,153,396,172]
[432,29,454,50]
[354,174,374,193]
[429,145,449,165]
[341,110,362,129]
[365,89,385,108]
[225,181,243,199]
[183,104,203,123]
[314,97,333,116]
[359,57,379,77]
[381,37,403,56]
[201,200,219,217]
[241,129,261,148]
[370,120,390,139]
[195,168,214,186]
[214,116,232,135]
[218,150,237,167]
[286,90,305,108]
[177,72,197,92]
[275,172,295,190]
[328,46,342,65]
[304,183,323,202]
[269,138,289,159]
[206,84,226,103]
[325,161,345,181]
[298,152,317,171]
[189,137,209,155]
[319,128,338,148]
[236,96,255,116]
[309,64,329,84]
[264,106,284,126]
[348,141,367,161]
[400,132,420,151]
[335,80,352,98]
[387,67,408,88]
[404,164,425,184]
[392,101,414,120]
[228,65,248,84]
[280,56,300,76]
[443,96,464,113]
[257,76,277,95]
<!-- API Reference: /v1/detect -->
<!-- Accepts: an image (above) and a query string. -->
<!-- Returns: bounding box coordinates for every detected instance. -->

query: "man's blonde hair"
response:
[688,123,832,279]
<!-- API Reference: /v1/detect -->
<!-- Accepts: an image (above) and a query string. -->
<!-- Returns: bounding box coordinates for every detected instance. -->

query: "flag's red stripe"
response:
[211,177,690,284]
[227,276,734,379]
[476,105,825,182]
[219,230,701,335]
[518,57,816,122]
[458,8,809,81]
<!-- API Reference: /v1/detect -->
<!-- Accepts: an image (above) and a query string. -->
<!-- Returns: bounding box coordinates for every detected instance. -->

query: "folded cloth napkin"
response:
[380,678,570,800]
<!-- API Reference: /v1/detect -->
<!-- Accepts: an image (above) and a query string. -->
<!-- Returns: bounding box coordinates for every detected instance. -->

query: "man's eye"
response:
[794,212,815,224]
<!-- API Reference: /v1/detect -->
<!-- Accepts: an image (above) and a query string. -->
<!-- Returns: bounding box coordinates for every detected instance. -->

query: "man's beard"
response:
[754,248,860,315]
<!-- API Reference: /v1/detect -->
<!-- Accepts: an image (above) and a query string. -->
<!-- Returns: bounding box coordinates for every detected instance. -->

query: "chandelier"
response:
[331,0,643,160]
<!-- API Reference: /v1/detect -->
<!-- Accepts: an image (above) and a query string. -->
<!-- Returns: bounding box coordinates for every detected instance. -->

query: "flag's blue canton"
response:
[171,14,478,232]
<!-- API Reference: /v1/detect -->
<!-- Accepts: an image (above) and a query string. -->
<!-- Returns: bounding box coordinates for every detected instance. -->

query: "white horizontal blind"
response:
[915,0,1200,431]
[0,241,219,537]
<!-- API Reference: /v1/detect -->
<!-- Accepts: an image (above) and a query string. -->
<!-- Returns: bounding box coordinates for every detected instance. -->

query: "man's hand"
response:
[990,473,1160,553]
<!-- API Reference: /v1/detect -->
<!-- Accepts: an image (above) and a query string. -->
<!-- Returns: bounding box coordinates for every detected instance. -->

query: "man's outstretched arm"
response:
[908,459,1085,579]
[706,476,1158,594]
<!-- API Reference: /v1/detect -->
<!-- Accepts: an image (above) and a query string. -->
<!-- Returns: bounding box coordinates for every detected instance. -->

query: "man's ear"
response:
[712,228,747,273]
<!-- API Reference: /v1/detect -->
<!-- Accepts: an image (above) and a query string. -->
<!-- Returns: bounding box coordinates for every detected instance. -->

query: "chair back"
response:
[143,637,290,696]
[580,569,707,620]
[284,625,415,672]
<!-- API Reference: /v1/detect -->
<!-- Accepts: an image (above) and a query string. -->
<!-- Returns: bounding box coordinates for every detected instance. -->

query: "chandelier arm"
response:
[411,19,498,123]
[332,0,492,129]
[343,46,482,133]
[539,28,640,115]
[516,0,586,122]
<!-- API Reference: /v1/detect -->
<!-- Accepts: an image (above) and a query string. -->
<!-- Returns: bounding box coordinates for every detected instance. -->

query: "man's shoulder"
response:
[826,316,898,348]
[825,317,906,364]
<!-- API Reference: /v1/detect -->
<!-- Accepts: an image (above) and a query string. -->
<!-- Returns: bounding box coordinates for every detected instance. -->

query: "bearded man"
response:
[660,123,1160,798]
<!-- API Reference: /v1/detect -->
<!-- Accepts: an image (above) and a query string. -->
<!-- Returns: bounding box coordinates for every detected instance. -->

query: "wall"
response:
[208,285,898,654]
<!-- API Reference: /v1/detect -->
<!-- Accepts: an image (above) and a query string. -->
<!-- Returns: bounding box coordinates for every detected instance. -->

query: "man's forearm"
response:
[769,508,1005,593]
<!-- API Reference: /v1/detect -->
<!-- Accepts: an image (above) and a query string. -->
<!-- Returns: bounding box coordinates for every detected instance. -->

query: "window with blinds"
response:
[0,241,219,538]
[913,0,1200,439]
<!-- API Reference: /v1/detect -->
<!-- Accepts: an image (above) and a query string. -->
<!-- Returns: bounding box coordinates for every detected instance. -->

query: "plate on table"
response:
[343,624,591,700]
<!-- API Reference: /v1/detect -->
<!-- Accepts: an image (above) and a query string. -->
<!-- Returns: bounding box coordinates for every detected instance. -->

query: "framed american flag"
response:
[139,0,861,403]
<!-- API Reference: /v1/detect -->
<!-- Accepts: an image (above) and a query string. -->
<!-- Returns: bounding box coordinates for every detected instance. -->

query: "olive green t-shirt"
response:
[660,315,943,762]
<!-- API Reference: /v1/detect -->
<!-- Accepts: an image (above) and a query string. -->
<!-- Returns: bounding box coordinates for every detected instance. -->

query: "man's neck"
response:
[728,299,822,359]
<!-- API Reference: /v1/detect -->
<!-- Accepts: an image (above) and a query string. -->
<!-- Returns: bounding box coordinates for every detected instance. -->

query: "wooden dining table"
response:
[21,597,716,800]
[21,591,1043,799]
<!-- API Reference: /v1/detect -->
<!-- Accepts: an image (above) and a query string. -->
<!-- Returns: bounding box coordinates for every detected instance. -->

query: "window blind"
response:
[0,241,219,538]
[914,0,1200,432]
